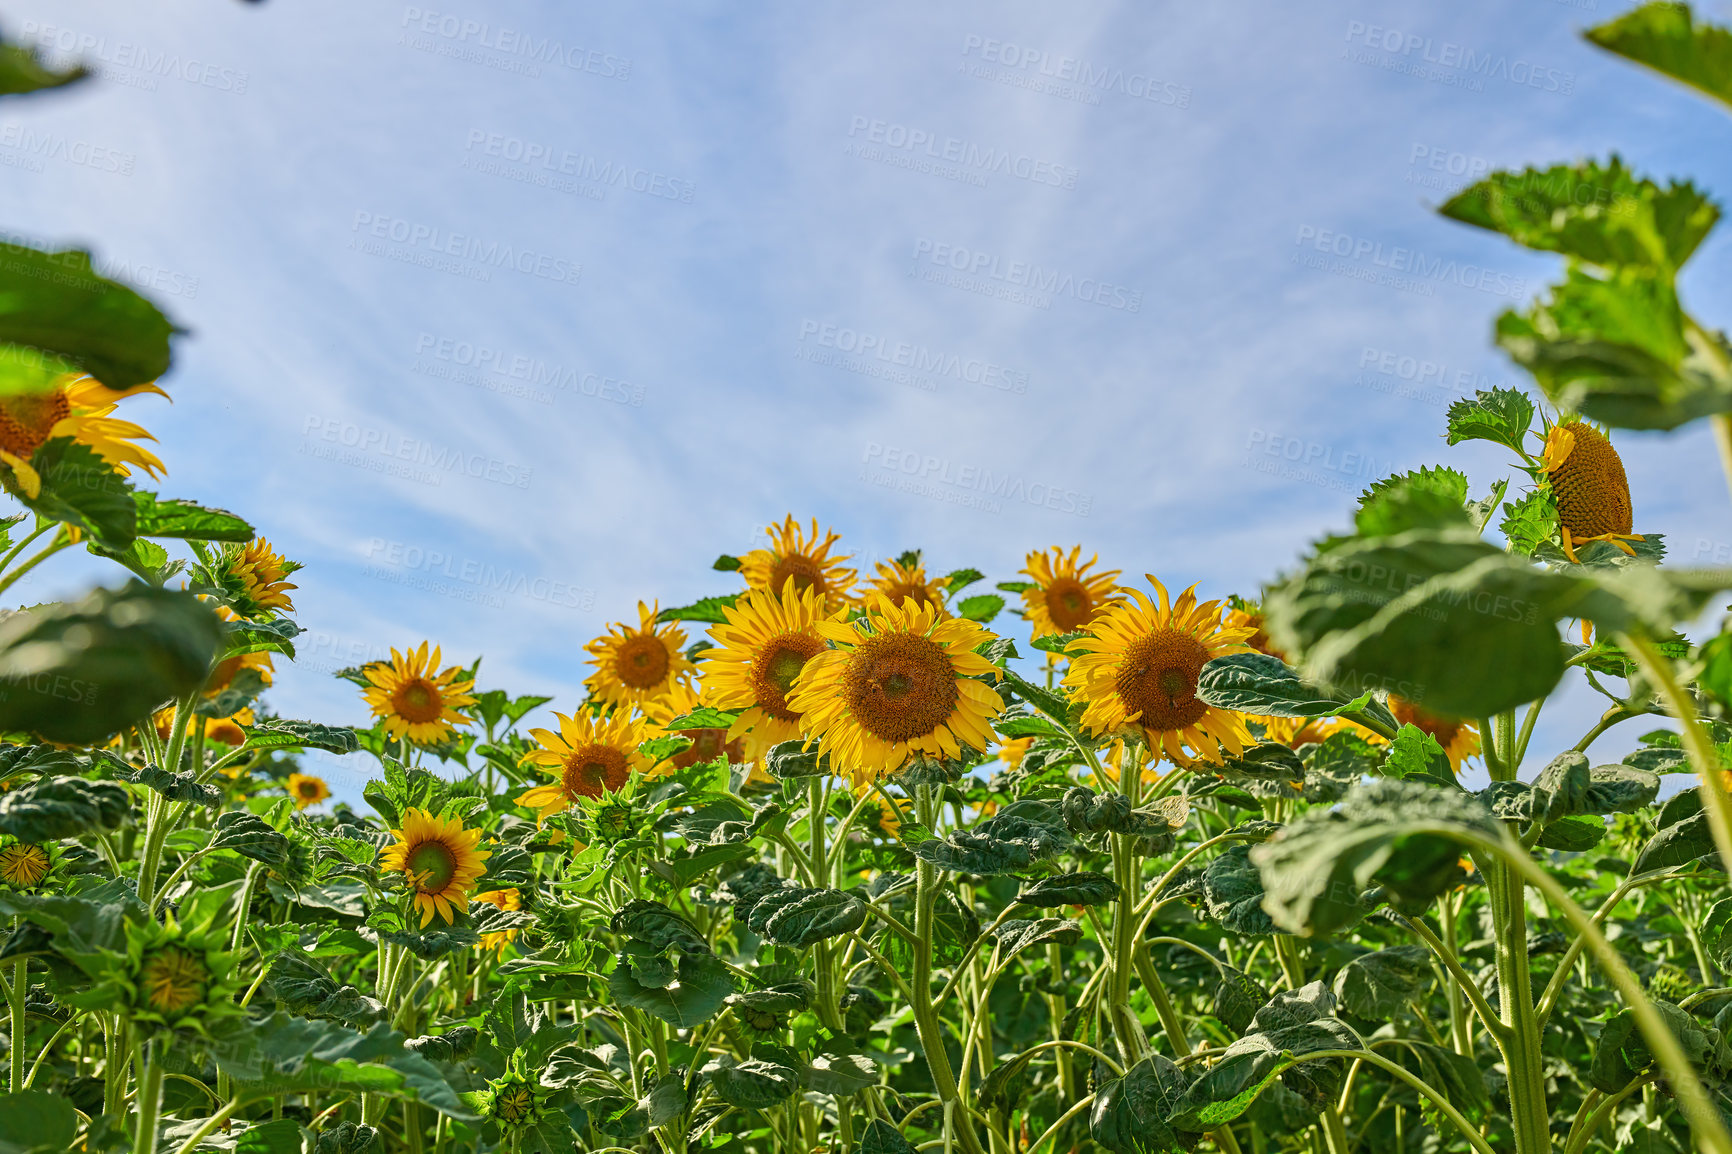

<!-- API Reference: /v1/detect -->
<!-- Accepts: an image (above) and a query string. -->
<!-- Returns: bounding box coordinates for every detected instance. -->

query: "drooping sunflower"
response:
[515,710,654,819]
[362,643,478,745]
[642,685,746,771]
[0,840,51,889]
[703,582,843,761]
[1066,578,1256,768]
[379,808,492,927]
[1385,696,1480,774]
[868,558,949,614]
[474,887,521,951]
[1020,547,1123,639]
[583,602,699,710]
[0,374,167,498]
[788,597,1002,784]
[738,515,858,610]
[287,772,331,809]
[1541,420,1644,564]
[221,538,300,617]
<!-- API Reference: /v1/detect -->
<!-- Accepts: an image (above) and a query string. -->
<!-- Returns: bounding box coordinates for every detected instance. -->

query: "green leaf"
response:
[700,1054,799,1109]
[1440,158,1719,270]
[1499,489,1561,557]
[131,492,254,542]
[803,1048,879,1096]
[712,554,742,572]
[1171,982,1359,1129]
[1014,871,1119,908]
[0,775,129,841]
[657,596,739,625]
[988,917,1081,963]
[1445,387,1538,454]
[1633,809,1720,873]
[0,40,88,97]
[233,1119,304,1154]
[1212,968,1270,1035]
[661,706,741,731]
[941,568,985,593]
[611,899,711,953]
[1196,653,1399,730]
[243,720,360,754]
[1090,1054,1197,1154]
[403,1026,479,1064]
[860,1119,917,1154]
[312,1122,378,1154]
[1538,815,1608,851]
[1199,846,1277,936]
[211,810,291,867]
[0,1090,77,1154]
[763,740,828,780]
[1028,630,1087,655]
[761,888,868,948]
[0,243,178,388]
[608,950,733,1028]
[1587,2,1732,113]
[1384,725,1456,789]
[119,763,222,808]
[19,438,136,549]
[1590,1000,1721,1092]
[0,582,222,743]
[956,594,1004,623]
[1703,898,1732,969]
[1251,779,1495,936]
[1355,467,1472,538]
[1399,1042,1489,1125]
[1332,945,1433,1018]
[267,952,384,1027]
[908,813,1071,875]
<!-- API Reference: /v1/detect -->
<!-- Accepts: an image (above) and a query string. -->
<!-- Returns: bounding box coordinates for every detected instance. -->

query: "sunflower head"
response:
[287,772,331,809]
[0,839,52,889]
[0,374,166,499]
[378,808,492,928]
[1225,597,1286,662]
[101,916,241,1035]
[702,582,845,762]
[788,597,1003,785]
[361,643,479,746]
[1020,547,1123,639]
[1065,578,1256,768]
[1543,420,1640,561]
[738,515,858,610]
[211,538,301,619]
[515,710,654,820]
[1386,696,1480,774]
[583,602,699,710]
[868,556,949,615]
[483,1068,549,1131]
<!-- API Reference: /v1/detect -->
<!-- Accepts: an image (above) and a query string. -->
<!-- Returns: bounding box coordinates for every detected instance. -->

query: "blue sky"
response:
[5,0,1732,799]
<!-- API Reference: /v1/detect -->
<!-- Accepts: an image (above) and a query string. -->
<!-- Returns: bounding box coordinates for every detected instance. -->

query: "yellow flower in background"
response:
[205,606,274,695]
[867,558,949,615]
[287,772,331,809]
[642,685,746,770]
[1385,696,1480,774]
[230,538,299,615]
[1256,715,1353,749]
[1020,547,1122,639]
[0,842,50,888]
[738,515,858,610]
[998,735,1035,772]
[789,597,1001,784]
[1224,600,1287,662]
[1066,578,1255,768]
[1542,420,1643,564]
[362,643,478,745]
[0,374,167,498]
[153,705,255,746]
[703,582,843,761]
[379,808,491,928]
[584,602,698,710]
[475,887,521,951]
[515,710,654,819]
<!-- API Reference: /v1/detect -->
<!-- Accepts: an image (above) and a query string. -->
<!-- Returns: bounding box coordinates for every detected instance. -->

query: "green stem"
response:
[6,955,23,1092]
[0,532,71,597]
[1288,1050,1496,1154]
[1486,848,1549,1154]
[0,521,51,579]
[133,1036,165,1154]
[168,1098,243,1154]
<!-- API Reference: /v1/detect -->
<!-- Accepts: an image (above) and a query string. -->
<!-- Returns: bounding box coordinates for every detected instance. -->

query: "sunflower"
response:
[362,643,478,745]
[154,705,254,746]
[379,808,492,927]
[140,946,207,1015]
[584,602,699,710]
[1066,578,1256,768]
[1255,715,1353,749]
[1385,696,1480,774]
[642,686,746,771]
[998,735,1035,772]
[111,917,242,1035]
[1225,599,1286,662]
[872,792,910,840]
[868,558,949,614]
[1020,547,1123,639]
[224,538,299,617]
[0,374,167,498]
[515,710,654,819]
[287,772,331,809]
[738,515,858,610]
[1541,421,1644,564]
[788,597,1002,784]
[474,887,521,951]
[0,841,50,888]
[702,582,843,761]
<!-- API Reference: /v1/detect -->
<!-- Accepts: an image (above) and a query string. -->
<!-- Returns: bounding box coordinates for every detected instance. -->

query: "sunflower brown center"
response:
[1549,423,1633,540]
[294,779,321,799]
[1115,628,1210,731]
[391,678,446,724]
[0,844,49,887]
[1044,577,1095,632]
[1388,697,1462,747]
[406,840,458,893]
[140,946,207,1014]
[615,635,671,689]
[751,634,826,722]
[770,553,826,595]
[842,630,959,743]
[561,743,630,800]
[0,390,70,460]
[882,581,934,608]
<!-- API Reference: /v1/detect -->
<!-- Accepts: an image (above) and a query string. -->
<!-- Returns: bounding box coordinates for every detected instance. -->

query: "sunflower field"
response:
[5,5,1732,1154]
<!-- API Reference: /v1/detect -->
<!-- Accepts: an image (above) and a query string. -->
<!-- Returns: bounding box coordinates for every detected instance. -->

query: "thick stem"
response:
[1486,852,1550,1154]
[6,956,23,1092]
[134,1037,165,1154]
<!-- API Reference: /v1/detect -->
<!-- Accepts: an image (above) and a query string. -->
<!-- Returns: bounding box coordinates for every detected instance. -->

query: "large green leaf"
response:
[607,950,733,1028]
[611,899,710,954]
[761,888,868,948]
[700,1054,799,1109]
[1444,387,1537,454]
[1355,467,1472,538]
[19,438,136,549]
[210,811,291,866]
[908,813,1071,875]
[1090,1054,1198,1154]
[267,952,384,1027]
[0,775,129,840]
[988,918,1081,963]
[0,39,87,97]
[1199,846,1277,936]
[657,596,739,625]
[1332,946,1433,1019]
[1196,654,1398,731]
[0,243,178,388]
[242,720,359,754]
[1587,2,1732,113]
[1590,1000,1721,1092]
[133,493,255,542]
[1015,871,1119,908]
[0,582,222,743]
[0,1090,77,1154]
